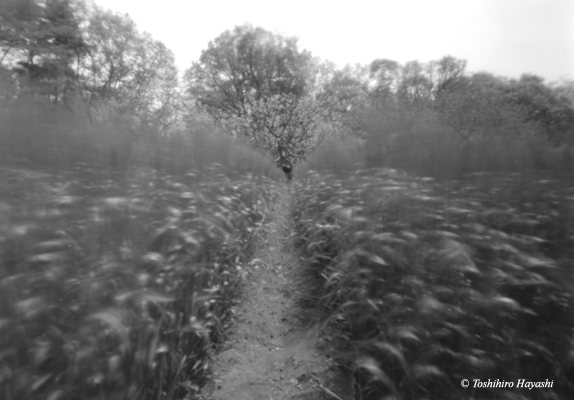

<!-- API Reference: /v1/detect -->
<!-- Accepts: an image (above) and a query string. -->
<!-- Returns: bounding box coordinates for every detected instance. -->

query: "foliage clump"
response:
[0,165,275,400]
[293,169,574,400]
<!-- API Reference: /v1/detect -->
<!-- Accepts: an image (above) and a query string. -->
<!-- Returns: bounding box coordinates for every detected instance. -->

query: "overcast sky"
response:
[94,0,573,83]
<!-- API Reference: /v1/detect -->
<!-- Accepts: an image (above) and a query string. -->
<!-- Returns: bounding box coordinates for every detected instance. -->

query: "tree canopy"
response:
[185,24,328,171]
[0,0,179,138]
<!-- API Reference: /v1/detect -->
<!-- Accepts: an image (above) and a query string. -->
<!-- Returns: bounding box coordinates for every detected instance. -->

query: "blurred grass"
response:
[0,102,282,399]
[0,99,281,179]
[3,90,574,400]
[0,165,278,400]
[293,168,574,400]
[369,134,574,180]
[298,135,366,175]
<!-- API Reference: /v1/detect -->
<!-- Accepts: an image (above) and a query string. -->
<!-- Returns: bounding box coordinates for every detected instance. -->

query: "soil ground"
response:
[200,183,353,400]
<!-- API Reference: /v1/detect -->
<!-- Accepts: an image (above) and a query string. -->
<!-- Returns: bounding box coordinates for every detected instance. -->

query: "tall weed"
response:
[293,169,574,400]
[0,164,275,399]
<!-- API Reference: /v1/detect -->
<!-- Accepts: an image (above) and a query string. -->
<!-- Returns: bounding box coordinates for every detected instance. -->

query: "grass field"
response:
[293,169,574,400]
[2,105,574,400]
[0,156,280,400]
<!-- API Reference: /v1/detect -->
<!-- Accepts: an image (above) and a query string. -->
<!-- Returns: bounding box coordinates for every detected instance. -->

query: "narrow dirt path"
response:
[201,183,352,400]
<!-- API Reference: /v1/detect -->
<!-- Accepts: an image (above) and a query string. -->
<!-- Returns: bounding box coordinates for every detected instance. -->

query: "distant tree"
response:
[369,58,401,101]
[552,79,574,106]
[122,40,181,138]
[325,59,439,162]
[508,75,574,145]
[356,59,440,161]
[185,24,327,174]
[80,10,146,125]
[436,73,530,147]
[318,63,370,137]
[0,0,88,105]
[397,60,433,110]
[0,1,181,138]
[427,55,467,97]
[74,8,181,138]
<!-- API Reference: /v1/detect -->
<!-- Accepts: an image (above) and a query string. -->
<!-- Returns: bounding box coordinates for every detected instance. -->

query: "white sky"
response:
[94,0,573,82]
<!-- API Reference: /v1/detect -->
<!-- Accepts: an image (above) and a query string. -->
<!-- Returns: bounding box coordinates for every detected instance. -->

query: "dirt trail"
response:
[201,183,352,400]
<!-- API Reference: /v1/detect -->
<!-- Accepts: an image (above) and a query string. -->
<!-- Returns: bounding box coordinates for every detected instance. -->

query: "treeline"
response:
[0,1,280,177]
[1,0,574,178]
[320,57,574,177]
[0,0,179,135]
